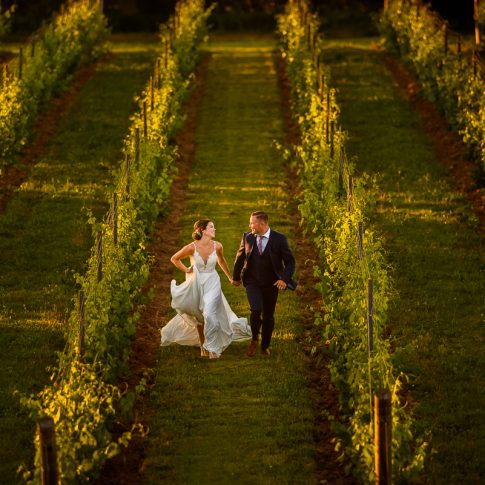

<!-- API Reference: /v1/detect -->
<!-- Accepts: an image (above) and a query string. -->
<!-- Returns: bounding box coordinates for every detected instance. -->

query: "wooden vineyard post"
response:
[150,75,155,110]
[368,278,374,421]
[307,23,311,52]
[330,120,335,159]
[112,192,118,245]
[347,175,353,212]
[358,222,363,260]
[143,101,147,139]
[125,153,130,197]
[96,231,102,282]
[78,290,85,360]
[325,90,330,144]
[367,279,374,355]
[374,389,392,484]
[338,145,345,193]
[38,417,59,485]
[156,58,161,89]
[134,128,140,164]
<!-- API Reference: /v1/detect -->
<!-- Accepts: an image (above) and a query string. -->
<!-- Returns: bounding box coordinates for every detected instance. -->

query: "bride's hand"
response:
[186,265,193,273]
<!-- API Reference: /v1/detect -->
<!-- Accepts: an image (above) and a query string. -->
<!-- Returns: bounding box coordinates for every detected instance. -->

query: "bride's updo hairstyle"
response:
[192,219,212,241]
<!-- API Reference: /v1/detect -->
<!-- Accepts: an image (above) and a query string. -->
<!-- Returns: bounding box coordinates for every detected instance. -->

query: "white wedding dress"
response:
[160,242,252,357]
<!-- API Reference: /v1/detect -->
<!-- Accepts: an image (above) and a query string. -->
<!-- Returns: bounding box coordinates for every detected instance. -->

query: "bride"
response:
[160,219,252,359]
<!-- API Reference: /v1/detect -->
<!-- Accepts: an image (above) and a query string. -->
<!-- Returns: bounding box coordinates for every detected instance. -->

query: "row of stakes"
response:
[384,0,483,76]
[37,121,143,481]
[315,61,393,480]
[22,3,204,483]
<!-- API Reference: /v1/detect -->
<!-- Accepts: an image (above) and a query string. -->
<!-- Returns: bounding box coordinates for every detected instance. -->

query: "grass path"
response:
[141,34,323,484]
[0,35,160,482]
[321,37,485,483]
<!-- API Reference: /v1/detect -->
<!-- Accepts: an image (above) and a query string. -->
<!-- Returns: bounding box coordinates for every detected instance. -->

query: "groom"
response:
[233,211,296,357]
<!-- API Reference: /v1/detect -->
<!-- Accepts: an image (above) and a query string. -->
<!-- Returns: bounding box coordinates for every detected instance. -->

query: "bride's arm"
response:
[170,244,194,273]
[216,243,233,282]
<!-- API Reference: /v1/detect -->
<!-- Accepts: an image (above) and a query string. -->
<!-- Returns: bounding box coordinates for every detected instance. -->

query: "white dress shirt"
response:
[257,228,271,253]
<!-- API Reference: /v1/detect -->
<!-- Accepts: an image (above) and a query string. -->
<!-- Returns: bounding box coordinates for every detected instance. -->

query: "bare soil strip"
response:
[96,55,210,484]
[276,53,356,485]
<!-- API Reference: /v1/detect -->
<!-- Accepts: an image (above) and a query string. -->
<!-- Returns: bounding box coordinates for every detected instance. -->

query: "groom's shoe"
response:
[246,340,258,357]
[261,348,270,356]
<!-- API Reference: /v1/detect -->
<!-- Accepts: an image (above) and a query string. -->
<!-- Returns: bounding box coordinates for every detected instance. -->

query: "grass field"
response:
[321,36,485,483]
[0,35,160,482]
[141,34,319,483]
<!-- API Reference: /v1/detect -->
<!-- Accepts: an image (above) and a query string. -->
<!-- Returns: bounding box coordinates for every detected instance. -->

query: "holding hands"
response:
[274,279,287,290]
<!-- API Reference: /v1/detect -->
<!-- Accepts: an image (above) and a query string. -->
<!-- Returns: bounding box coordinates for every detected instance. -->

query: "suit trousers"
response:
[245,283,278,350]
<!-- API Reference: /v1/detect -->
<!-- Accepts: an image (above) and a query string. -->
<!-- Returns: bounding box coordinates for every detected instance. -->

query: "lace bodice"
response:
[191,242,217,273]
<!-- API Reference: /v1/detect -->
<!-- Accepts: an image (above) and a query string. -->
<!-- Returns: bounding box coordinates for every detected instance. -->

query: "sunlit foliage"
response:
[19,0,212,482]
[0,0,109,167]
[0,1,15,39]
[277,0,428,482]
[380,0,485,175]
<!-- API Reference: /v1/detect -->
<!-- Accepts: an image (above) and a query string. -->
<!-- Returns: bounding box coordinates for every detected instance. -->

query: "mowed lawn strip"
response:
[321,37,485,483]
[0,34,160,482]
[142,34,317,483]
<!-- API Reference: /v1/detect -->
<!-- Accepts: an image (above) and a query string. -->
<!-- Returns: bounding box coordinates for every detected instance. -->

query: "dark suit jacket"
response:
[233,229,296,289]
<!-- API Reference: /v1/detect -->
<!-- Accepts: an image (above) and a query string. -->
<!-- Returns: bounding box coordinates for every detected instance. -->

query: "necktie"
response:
[257,236,264,255]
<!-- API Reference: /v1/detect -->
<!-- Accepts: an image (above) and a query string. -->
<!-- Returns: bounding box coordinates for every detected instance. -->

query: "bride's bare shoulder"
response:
[180,242,196,254]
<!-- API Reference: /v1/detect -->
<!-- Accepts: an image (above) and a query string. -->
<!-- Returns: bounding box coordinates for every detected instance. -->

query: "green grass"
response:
[142,34,317,484]
[0,34,160,482]
[320,37,485,483]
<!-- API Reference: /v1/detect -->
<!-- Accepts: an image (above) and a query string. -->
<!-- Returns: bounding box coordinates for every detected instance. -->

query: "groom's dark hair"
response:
[251,211,268,223]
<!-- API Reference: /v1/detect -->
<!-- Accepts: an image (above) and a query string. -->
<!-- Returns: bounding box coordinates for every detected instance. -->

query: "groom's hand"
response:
[232,280,241,287]
[274,279,287,290]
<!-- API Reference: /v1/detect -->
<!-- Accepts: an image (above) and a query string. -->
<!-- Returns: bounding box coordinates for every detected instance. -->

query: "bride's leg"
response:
[197,324,209,357]
[197,323,205,344]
